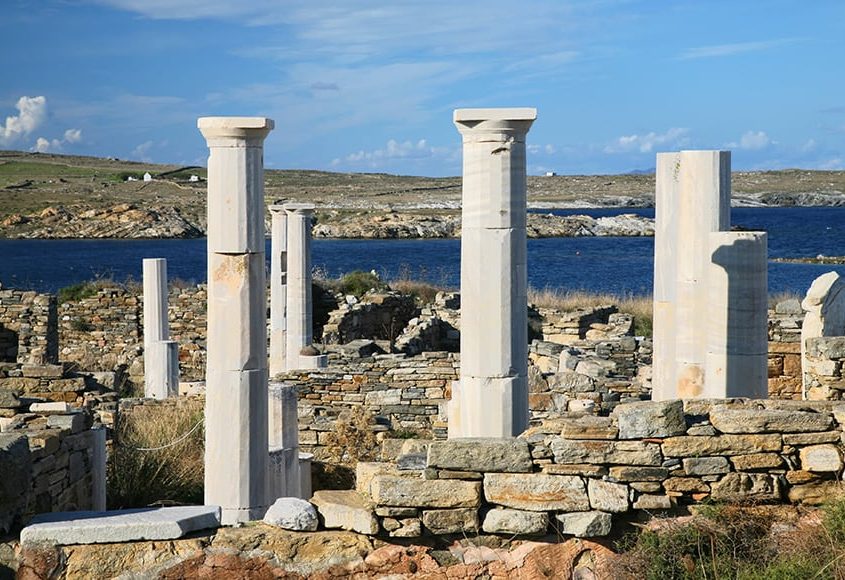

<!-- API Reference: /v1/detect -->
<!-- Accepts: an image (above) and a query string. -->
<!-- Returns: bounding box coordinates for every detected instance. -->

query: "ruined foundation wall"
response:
[0,288,58,365]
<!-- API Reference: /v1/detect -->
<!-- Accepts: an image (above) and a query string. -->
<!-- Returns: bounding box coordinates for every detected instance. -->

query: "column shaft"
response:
[451,107,535,438]
[269,206,288,376]
[199,116,273,524]
[143,258,175,399]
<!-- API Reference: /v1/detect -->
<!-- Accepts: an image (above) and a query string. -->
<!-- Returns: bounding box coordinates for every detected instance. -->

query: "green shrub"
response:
[57,282,99,304]
[337,270,386,297]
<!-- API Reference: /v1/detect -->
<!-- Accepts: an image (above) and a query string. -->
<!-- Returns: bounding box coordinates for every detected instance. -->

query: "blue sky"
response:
[1,0,843,176]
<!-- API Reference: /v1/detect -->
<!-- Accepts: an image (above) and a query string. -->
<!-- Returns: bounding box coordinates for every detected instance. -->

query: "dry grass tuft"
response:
[107,401,204,508]
[529,287,654,336]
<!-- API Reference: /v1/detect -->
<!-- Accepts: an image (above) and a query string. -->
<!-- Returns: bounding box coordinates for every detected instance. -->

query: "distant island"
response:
[1,150,843,240]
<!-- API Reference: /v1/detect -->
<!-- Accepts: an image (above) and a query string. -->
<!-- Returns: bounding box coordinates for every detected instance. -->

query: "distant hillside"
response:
[1,150,843,239]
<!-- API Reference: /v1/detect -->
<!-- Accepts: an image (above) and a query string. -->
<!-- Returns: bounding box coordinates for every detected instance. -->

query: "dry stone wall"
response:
[343,399,845,539]
[0,287,57,365]
[804,337,845,400]
[768,301,804,399]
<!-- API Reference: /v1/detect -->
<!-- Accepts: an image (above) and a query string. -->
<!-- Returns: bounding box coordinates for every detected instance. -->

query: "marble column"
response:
[269,205,288,377]
[450,107,536,438]
[267,382,301,500]
[651,153,680,402]
[284,203,327,371]
[143,258,178,399]
[706,231,768,398]
[198,116,273,524]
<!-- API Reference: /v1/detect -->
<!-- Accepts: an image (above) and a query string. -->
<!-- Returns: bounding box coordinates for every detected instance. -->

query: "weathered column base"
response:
[145,340,179,399]
[299,452,313,499]
[448,376,528,438]
[268,447,302,500]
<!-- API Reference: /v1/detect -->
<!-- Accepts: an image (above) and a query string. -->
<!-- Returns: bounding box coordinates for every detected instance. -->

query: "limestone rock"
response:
[587,479,628,513]
[710,473,781,502]
[709,407,833,434]
[388,517,421,537]
[662,434,781,457]
[484,473,589,512]
[552,439,662,466]
[547,371,595,393]
[263,498,318,532]
[788,480,845,505]
[682,457,730,476]
[482,508,548,535]
[608,466,668,482]
[555,511,612,538]
[311,490,379,535]
[369,476,481,508]
[426,438,532,473]
[633,494,672,510]
[421,508,478,534]
[799,444,843,472]
[730,453,784,470]
[613,400,686,439]
[355,462,401,496]
[560,416,618,440]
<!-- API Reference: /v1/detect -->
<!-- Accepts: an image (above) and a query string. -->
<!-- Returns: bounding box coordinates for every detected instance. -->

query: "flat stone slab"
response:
[21,505,221,545]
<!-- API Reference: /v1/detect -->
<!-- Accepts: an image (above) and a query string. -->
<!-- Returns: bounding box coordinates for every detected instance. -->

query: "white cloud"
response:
[132,140,155,162]
[677,38,799,60]
[726,130,772,150]
[64,128,83,143]
[604,128,689,154]
[332,138,457,169]
[1,96,48,145]
[818,158,843,170]
[527,144,557,155]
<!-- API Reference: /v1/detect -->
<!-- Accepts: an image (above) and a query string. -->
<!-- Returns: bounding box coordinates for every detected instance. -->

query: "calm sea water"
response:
[1,207,843,296]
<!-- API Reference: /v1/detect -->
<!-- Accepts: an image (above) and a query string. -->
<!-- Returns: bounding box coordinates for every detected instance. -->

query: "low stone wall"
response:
[0,287,57,365]
[347,399,845,539]
[0,406,102,534]
[767,301,804,399]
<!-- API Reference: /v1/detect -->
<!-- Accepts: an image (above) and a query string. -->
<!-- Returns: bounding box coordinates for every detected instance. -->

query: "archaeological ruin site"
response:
[4,110,845,577]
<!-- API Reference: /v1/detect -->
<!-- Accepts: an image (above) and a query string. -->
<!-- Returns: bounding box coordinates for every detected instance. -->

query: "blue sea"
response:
[1,207,843,297]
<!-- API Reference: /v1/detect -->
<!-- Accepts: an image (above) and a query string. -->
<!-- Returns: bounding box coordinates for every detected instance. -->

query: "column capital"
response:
[198,117,274,143]
[284,202,315,215]
[268,204,287,214]
[453,108,536,141]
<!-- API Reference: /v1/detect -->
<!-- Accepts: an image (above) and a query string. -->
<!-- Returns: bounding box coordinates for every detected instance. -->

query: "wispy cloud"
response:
[32,128,84,153]
[331,138,457,169]
[677,38,799,60]
[1,96,47,145]
[604,128,689,154]
[726,130,772,151]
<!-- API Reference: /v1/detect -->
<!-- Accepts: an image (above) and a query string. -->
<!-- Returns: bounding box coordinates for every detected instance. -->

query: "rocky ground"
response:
[1,150,843,239]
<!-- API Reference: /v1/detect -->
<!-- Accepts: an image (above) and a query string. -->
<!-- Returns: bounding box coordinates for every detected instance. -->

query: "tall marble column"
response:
[706,231,768,398]
[450,108,536,438]
[269,205,288,377]
[143,258,178,399]
[198,116,273,524]
[284,203,326,371]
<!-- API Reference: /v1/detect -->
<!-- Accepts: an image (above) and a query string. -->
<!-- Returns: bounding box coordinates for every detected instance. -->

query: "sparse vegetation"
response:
[107,402,205,508]
[529,287,654,337]
[611,499,845,579]
[328,270,388,297]
[321,405,379,465]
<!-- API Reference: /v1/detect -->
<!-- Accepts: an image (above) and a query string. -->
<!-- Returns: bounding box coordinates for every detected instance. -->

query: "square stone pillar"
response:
[198,116,273,524]
[284,203,327,371]
[269,205,288,377]
[450,107,536,438]
[267,382,301,500]
[652,150,731,400]
[706,231,768,398]
[143,258,178,399]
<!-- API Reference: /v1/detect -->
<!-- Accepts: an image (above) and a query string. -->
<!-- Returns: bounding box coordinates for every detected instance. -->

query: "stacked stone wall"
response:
[0,407,100,533]
[768,302,804,399]
[804,337,845,400]
[0,288,57,365]
[350,399,845,539]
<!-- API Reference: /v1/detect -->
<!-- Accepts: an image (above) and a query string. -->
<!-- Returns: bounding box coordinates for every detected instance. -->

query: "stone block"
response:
[608,466,668,482]
[0,390,20,409]
[30,402,71,414]
[482,508,548,535]
[47,412,87,434]
[263,497,318,531]
[613,400,686,439]
[370,476,481,508]
[484,473,589,512]
[782,431,840,445]
[20,506,221,545]
[709,407,832,434]
[421,508,478,534]
[663,478,710,493]
[551,439,662,466]
[730,453,783,470]
[356,462,401,497]
[560,416,618,440]
[662,434,781,457]
[555,511,612,538]
[799,444,843,473]
[427,438,532,473]
[547,371,595,393]
[633,494,672,510]
[682,457,730,476]
[21,364,64,379]
[311,490,378,535]
[587,479,628,513]
[710,473,781,502]
[788,481,845,505]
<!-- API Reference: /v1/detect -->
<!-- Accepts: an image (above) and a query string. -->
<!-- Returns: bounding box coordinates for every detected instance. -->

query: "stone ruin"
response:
[7,109,845,579]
